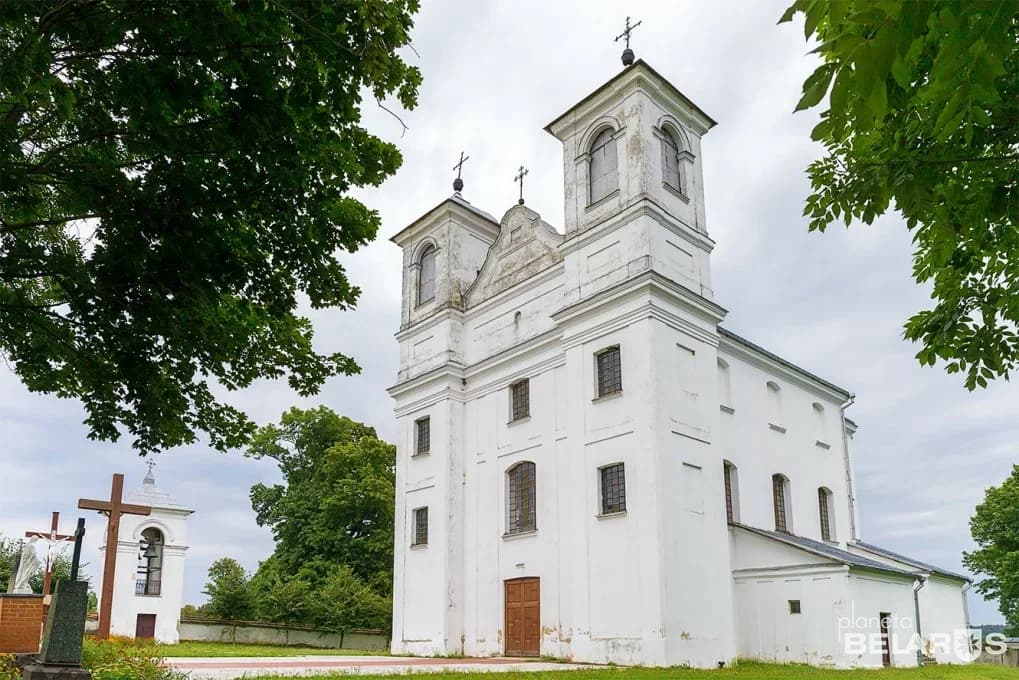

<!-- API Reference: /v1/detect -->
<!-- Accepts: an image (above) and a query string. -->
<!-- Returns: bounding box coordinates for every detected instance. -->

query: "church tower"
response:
[105,466,193,643]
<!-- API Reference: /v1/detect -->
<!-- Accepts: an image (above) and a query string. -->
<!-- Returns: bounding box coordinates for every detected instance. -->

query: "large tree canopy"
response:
[781,1,1019,390]
[964,465,1019,635]
[0,1,421,452]
[247,406,396,594]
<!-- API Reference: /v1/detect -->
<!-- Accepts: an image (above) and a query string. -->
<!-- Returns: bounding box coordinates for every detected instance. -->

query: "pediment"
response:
[465,204,564,306]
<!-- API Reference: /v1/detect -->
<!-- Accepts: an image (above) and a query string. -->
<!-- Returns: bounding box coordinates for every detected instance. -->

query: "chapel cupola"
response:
[544,60,716,238]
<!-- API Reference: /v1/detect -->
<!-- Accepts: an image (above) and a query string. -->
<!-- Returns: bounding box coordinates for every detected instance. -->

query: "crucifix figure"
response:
[25,512,75,597]
[514,165,529,205]
[615,16,643,66]
[452,151,469,193]
[78,473,151,639]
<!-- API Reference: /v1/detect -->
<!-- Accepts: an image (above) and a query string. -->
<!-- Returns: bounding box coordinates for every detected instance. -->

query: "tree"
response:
[964,465,1019,636]
[0,1,422,452]
[247,406,396,595]
[316,565,391,644]
[248,554,317,625]
[202,557,252,621]
[781,1,1019,390]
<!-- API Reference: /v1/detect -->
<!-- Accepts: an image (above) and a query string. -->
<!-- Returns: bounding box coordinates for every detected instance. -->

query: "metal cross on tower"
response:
[615,16,642,66]
[514,165,529,205]
[452,151,469,193]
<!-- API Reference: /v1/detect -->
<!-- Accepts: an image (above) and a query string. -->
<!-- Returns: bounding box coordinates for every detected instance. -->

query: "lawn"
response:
[245,662,1018,680]
[155,641,387,657]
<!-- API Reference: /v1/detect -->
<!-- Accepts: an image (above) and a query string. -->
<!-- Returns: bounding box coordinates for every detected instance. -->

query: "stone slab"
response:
[20,663,90,680]
[38,581,88,665]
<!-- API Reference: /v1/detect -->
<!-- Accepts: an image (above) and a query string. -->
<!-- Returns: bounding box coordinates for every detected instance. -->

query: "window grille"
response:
[412,507,428,546]
[415,417,430,455]
[596,346,622,397]
[600,463,626,514]
[773,474,789,533]
[507,462,536,534]
[818,488,833,541]
[724,464,736,524]
[510,379,530,421]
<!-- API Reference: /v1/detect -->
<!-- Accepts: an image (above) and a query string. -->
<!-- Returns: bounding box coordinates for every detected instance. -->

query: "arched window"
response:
[723,461,740,523]
[766,381,783,427]
[718,359,733,411]
[506,462,536,535]
[417,244,436,305]
[662,128,681,190]
[772,474,792,533]
[136,527,163,596]
[589,128,618,204]
[812,402,827,444]
[818,487,835,541]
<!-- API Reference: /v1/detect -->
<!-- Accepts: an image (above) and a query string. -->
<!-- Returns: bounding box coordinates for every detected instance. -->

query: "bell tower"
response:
[545,59,717,303]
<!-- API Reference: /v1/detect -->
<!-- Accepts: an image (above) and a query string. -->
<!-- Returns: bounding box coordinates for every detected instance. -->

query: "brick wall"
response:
[0,594,43,653]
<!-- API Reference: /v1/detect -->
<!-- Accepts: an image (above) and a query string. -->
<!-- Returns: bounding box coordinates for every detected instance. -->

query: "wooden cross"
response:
[79,473,151,640]
[514,165,529,205]
[614,16,642,50]
[25,512,75,597]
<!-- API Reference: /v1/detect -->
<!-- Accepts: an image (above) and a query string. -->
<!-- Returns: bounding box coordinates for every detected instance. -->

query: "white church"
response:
[387,55,972,668]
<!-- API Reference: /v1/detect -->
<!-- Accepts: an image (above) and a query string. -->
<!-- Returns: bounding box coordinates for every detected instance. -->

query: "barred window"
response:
[773,474,790,533]
[412,507,428,546]
[723,462,738,524]
[596,346,622,397]
[415,417,430,455]
[600,463,626,514]
[510,379,530,421]
[418,245,436,304]
[789,600,801,615]
[506,462,536,535]
[589,128,618,204]
[818,487,834,541]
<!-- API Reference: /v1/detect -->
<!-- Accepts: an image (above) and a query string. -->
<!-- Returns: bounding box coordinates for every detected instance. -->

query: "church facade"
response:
[388,59,970,668]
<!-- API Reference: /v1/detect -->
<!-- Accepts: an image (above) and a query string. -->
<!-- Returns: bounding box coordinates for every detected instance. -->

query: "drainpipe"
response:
[913,576,927,665]
[839,394,858,541]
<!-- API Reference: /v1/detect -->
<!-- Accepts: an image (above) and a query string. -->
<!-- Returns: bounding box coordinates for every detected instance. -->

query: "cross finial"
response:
[614,16,642,66]
[514,165,529,205]
[452,151,469,194]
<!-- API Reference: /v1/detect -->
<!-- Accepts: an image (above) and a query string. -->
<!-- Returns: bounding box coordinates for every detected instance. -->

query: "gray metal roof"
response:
[735,524,914,577]
[853,540,970,582]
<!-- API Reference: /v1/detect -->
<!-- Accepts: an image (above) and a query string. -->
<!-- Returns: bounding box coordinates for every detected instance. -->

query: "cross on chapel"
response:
[78,473,151,640]
[452,151,469,193]
[614,16,642,65]
[514,165,529,205]
[25,511,75,597]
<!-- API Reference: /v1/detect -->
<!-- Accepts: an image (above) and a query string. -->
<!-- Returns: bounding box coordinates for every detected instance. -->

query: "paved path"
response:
[165,655,593,679]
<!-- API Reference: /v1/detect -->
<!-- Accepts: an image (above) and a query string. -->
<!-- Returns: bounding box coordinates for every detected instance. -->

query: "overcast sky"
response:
[0,0,1013,627]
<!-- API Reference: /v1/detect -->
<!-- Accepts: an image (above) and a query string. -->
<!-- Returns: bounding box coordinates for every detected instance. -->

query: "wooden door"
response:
[879,612,892,667]
[504,577,540,656]
[135,614,156,639]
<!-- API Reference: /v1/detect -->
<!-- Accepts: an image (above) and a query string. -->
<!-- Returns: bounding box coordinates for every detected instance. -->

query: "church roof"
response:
[125,468,193,513]
[544,59,717,135]
[734,524,915,577]
[390,194,500,245]
[852,541,970,582]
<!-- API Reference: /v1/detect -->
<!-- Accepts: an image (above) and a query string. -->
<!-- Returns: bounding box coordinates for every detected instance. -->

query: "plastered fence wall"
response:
[177,618,389,651]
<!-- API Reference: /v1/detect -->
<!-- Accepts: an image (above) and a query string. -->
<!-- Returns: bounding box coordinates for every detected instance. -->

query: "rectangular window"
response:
[724,464,735,524]
[510,379,530,422]
[596,346,622,397]
[507,462,537,534]
[773,475,788,533]
[415,416,430,456]
[412,507,428,546]
[789,600,801,615]
[819,488,832,542]
[600,463,626,514]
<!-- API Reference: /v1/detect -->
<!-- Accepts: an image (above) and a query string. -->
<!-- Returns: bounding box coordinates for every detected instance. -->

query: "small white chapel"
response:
[387,46,971,669]
[102,466,193,643]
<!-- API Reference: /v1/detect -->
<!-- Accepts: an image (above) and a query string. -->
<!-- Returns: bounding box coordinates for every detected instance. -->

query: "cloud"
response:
[0,0,1013,627]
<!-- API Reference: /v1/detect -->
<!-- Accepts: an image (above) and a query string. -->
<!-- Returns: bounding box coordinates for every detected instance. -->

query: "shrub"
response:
[0,654,19,680]
[82,638,186,680]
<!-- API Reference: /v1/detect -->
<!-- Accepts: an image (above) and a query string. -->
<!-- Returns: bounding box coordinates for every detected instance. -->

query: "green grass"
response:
[244,662,1019,680]
[155,641,387,657]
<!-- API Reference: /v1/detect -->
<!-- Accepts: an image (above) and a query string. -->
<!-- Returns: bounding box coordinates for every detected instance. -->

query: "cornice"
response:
[559,196,715,257]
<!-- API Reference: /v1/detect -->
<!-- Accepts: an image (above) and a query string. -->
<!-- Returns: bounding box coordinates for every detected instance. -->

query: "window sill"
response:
[507,415,531,427]
[815,440,831,450]
[597,510,627,520]
[414,298,435,310]
[412,451,430,458]
[768,422,787,434]
[662,182,690,203]
[720,405,735,415]
[410,543,428,550]
[586,189,620,212]
[502,529,538,541]
[592,390,623,404]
